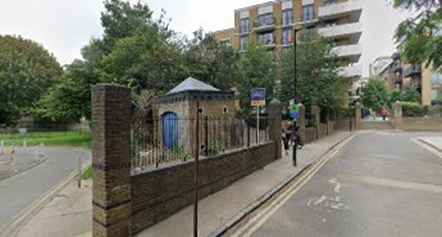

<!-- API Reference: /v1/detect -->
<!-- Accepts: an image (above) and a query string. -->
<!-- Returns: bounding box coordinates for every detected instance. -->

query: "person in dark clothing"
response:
[282,128,290,155]
[292,120,304,149]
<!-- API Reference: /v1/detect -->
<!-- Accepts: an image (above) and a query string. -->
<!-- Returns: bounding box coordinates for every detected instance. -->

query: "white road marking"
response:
[230,134,356,237]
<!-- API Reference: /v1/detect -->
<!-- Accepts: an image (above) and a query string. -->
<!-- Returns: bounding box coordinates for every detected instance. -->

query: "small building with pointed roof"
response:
[153,77,236,152]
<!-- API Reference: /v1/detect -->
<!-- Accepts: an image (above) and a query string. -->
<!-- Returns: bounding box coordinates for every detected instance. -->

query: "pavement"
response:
[0,147,91,236]
[242,132,442,237]
[14,131,352,237]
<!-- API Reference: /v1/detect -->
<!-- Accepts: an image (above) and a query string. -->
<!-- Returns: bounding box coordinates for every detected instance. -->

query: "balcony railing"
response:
[318,22,362,39]
[254,17,276,32]
[318,0,363,22]
[404,65,422,78]
[339,64,362,79]
[331,44,362,63]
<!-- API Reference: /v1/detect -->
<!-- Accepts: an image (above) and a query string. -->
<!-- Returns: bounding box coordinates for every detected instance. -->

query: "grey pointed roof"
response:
[168,77,220,94]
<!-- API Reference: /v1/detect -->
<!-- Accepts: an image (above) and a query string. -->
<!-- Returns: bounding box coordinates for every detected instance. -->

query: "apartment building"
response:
[214,0,364,82]
[384,52,442,106]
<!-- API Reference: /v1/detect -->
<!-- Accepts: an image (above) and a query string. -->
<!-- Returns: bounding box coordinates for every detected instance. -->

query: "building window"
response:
[282,28,293,45]
[258,33,274,45]
[431,71,442,85]
[240,36,248,50]
[240,18,250,33]
[258,13,275,27]
[302,4,314,22]
[223,106,228,114]
[323,0,337,6]
[282,9,293,26]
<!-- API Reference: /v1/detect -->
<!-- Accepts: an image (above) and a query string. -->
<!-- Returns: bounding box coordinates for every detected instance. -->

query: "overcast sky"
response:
[0,0,409,76]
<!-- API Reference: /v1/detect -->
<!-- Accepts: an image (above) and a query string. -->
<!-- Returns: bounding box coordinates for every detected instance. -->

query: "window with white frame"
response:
[258,33,274,45]
[302,4,314,22]
[240,18,250,33]
[258,13,275,27]
[282,9,293,26]
[282,28,293,45]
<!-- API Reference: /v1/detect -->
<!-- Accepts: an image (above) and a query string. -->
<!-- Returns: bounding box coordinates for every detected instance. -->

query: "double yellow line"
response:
[231,134,355,237]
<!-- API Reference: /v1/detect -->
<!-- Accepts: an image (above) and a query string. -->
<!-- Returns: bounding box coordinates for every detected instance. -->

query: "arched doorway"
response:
[162,112,179,150]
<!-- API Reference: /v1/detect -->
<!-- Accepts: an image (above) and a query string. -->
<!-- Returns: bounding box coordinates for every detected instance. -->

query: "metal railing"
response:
[130,115,272,171]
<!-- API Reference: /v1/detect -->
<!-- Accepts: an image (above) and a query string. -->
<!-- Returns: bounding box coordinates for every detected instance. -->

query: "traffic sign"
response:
[251,88,266,107]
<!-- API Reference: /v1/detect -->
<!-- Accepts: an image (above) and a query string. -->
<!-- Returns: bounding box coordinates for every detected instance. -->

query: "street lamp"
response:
[291,23,316,167]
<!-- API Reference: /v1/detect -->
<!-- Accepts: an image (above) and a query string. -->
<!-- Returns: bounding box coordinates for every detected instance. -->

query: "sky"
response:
[0,0,410,76]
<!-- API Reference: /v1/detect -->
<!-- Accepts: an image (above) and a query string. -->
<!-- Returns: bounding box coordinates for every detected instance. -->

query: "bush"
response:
[402,102,427,117]
[433,96,442,106]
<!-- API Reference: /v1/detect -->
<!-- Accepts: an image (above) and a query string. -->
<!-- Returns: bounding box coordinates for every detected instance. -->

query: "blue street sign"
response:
[251,88,266,107]
[251,88,266,101]
[290,112,300,119]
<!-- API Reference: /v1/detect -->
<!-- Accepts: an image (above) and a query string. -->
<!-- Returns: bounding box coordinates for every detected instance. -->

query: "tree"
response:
[34,60,99,121]
[183,30,240,91]
[0,35,62,124]
[401,84,422,103]
[237,43,276,109]
[362,78,391,112]
[393,0,442,71]
[279,31,346,113]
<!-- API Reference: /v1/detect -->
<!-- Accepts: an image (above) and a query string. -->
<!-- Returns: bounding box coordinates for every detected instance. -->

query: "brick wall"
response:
[304,127,317,144]
[318,123,327,139]
[130,142,276,234]
[395,117,442,131]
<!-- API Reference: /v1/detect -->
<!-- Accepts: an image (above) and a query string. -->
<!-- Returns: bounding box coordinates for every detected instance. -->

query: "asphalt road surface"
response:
[250,132,442,237]
[0,147,90,231]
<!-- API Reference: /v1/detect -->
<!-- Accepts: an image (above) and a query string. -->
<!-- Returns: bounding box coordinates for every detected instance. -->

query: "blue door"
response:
[163,112,179,150]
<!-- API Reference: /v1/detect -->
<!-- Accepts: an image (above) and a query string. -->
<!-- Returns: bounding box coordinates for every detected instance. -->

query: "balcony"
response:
[318,0,363,23]
[389,62,403,74]
[331,44,362,63]
[254,17,276,33]
[339,64,362,80]
[404,65,422,78]
[318,22,362,43]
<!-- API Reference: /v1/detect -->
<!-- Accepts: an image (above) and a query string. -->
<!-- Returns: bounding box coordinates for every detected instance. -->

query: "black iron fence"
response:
[130,115,273,171]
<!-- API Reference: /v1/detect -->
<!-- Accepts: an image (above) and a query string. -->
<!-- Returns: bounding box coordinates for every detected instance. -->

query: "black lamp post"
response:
[292,24,315,167]
[292,27,301,167]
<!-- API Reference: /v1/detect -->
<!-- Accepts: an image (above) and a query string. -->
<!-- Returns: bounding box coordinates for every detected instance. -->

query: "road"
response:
[0,147,91,232]
[236,132,442,237]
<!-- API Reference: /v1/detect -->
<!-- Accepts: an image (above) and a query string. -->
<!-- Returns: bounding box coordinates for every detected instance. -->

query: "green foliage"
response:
[82,166,93,180]
[362,78,391,111]
[402,102,428,117]
[279,31,346,113]
[434,95,442,105]
[34,60,98,120]
[0,35,62,124]
[1,131,91,149]
[237,43,276,108]
[401,84,421,103]
[393,0,442,72]
[35,1,241,121]
[390,90,402,104]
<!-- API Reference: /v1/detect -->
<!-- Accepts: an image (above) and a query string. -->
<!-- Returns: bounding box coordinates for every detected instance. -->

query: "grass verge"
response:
[81,166,93,180]
[0,131,91,149]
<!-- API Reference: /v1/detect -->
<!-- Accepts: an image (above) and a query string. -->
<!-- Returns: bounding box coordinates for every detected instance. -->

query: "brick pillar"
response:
[311,106,320,139]
[92,84,132,237]
[392,101,403,129]
[268,99,283,159]
[355,102,362,130]
[298,103,306,142]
